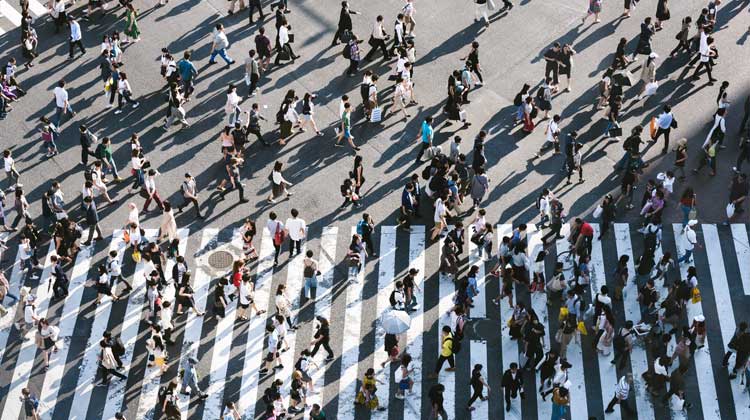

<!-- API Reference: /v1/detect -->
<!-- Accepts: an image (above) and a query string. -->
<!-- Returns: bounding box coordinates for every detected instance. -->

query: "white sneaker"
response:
[106,103,113,108]
[132,102,140,109]
[114,110,123,115]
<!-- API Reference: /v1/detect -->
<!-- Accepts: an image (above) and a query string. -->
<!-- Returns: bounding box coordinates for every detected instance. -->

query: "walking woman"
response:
[669,17,692,58]
[558,44,576,92]
[622,0,635,18]
[95,264,119,304]
[582,0,602,24]
[654,0,670,31]
[678,187,696,227]
[225,85,241,126]
[298,93,323,136]
[37,318,59,370]
[175,273,205,317]
[21,29,38,68]
[115,72,140,114]
[123,3,141,43]
[352,154,365,195]
[278,95,299,146]
[672,138,688,180]
[513,83,531,124]
[267,161,293,203]
[467,364,490,411]
[275,284,296,330]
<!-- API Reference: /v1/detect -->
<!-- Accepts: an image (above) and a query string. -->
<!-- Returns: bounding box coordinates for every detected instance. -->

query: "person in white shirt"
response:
[284,208,307,257]
[704,107,727,149]
[68,16,86,60]
[363,15,391,61]
[677,220,699,263]
[208,23,234,66]
[225,84,241,125]
[53,79,75,127]
[267,211,285,266]
[107,250,132,294]
[605,374,633,413]
[114,72,139,114]
[536,114,561,158]
[389,13,406,56]
[534,188,552,229]
[3,149,21,191]
[274,18,299,65]
[691,31,717,83]
[385,76,410,120]
[142,169,164,212]
[650,104,675,153]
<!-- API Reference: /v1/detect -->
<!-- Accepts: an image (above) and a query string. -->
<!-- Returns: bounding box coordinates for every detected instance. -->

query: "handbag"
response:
[132,249,142,263]
[649,116,658,139]
[487,0,497,11]
[608,127,623,137]
[726,202,736,219]
[593,205,603,219]
[459,110,467,122]
[244,73,252,86]
[370,107,382,123]
[577,321,588,336]
[273,223,285,246]
[691,287,702,304]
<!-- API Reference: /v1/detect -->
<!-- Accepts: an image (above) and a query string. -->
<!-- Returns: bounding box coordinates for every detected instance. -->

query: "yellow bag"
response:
[649,116,657,139]
[132,249,141,263]
[691,287,702,304]
[577,321,588,336]
[104,77,113,92]
[558,307,569,322]
[507,317,513,328]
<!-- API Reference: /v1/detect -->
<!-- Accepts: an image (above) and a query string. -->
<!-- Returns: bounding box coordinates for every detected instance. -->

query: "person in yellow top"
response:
[430,326,456,378]
[354,368,386,411]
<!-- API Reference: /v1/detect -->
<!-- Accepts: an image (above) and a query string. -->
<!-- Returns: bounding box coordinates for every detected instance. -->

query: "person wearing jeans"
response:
[208,24,234,66]
[677,220,698,263]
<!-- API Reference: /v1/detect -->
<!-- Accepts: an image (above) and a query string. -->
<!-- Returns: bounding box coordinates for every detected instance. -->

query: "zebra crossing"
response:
[0,222,749,419]
[0,0,48,34]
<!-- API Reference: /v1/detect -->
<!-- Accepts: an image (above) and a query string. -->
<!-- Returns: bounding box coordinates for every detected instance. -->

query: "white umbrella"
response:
[380,310,411,335]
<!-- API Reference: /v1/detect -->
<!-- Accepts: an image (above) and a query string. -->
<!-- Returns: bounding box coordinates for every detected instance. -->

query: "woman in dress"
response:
[267,161,293,203]
[351,154,365,196]
[654,0,670,31]
[636,53,658,100]
[596,307,615,355]
[582,0,603,24]
[521,95,536,133]
[175,272,205,316]
[669,17,692,58]
[146,324,168,374]
[278,93,299,146]
[242,218,258,260]
[123,3,141,43]
[469,167,489,210]
[690,315,706,348]
[275,284,295,330]
[159,201,177,243]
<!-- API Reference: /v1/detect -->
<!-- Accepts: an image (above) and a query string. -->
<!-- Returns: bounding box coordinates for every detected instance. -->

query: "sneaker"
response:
[325,355,334,362]
[132,102,140,109]
[114,110,123,115]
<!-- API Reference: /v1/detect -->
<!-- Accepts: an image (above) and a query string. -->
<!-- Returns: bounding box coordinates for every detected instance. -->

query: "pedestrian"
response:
[21,388,40,420]
[469,167,489,210]
[164,82,189,130]
[114,72,140,114]
[691,33,717,84]
[354,368,387,411]
[302,250,320,300]
[267,212,284,266]
[3,149,21,192]
[415,116,434,163]
[123,3,141,43]
[68,16,86,60]
[218,158,248,204]
[53,79,75,127]
[208,24,235,67]
[298,93,323,136]
[274,17,299,65]
[142,169,164,212]
[180,356,208,399]
[175,173,203,218]
[335,102,360,149]
[551,386,570,420]
[669,17,692,58]
[332,1,359,46]
[277,95,299,146]
[254,27,272,72]
[467,363,490,411]
[310,316,334,361]
[725,172,749,225]
[474,0,490,27]
[565,142,584,184]
[177,51,198,100]
[632,17,656,60]
[582,0,603,24]
[605,373,633,413]
[267,161,293,204]
[284,208,306,257]
[363,15,391,61]
[636,53,658,100]
[501,362,524,412]
[428,383,447,420]
[21,30,38,68]
[247,0,265,24]
[160,380,181,418]
[97,338,127,385]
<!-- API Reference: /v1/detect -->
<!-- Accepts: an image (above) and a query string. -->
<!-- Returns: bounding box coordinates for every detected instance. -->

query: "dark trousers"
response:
[220,182,245,201]
[274,44,295,64]
[347,59,359,75]
[545,64,559,85]
[612,350,630,370]
[542,221,562,243]
[143,191,164,211]
[364,38,389,61]
[733,351,749,373]
[100,366,127,383]
[468,385,484,405]
[248,72,259,94]
[273,243,281,264]
[504,387,519,407]
[69,39,86,58]
[606,395,624,412]
[692,61,714,80]
[332,26,349,45]
[669,40,690,56]
[311,339,334,358]
[53,279,69,299]
[248,127,268,145]
[178,197,201,216]
[288,238,301,256]
[435,354,455,373]
[416,142,430,162]
[653,127,671,151]
[248,0,264,23]
[470,64,484,83]
[117,90,137,109]
[81,147,96,166]
[362,233,375,255]
[86,223,103,243]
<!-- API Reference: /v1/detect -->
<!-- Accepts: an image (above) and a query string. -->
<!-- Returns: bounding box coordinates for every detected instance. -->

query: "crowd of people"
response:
[1,0,750,419]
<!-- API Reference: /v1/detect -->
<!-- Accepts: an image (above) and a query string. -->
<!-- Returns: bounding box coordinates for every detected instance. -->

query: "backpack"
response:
[356,220,366,236]
[448,337,462,354]
[389,290,398,307]
[84,168,93,183]
[341,30,353,43]
[342,43,351,59]
[513,92,523,107]
[295,357,304,371]
[613,332,628,351]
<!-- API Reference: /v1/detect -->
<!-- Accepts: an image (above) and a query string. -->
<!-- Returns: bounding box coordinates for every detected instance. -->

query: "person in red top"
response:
[574,218,594,259]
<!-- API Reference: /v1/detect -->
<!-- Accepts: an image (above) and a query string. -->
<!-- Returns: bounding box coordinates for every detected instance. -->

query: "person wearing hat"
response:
[677,220,699,264]
[636,52,658,100]
[180,354,208,399]
[176,173,203,219]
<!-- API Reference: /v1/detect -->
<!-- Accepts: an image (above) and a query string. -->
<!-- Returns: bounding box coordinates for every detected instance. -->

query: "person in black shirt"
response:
[726,172,748,224]
[218,158,248,204]
[310,316,334,361]
[462,41,484,85]
[429,383,447,419]
[616,167,637,210]
[501,363,524,411]
[543,43,562,88]
[467,364,490,411]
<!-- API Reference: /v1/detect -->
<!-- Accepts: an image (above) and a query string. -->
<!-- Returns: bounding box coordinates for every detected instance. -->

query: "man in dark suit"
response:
[248,0,265,25]
[332,1,359,46]
[501,363,524,412]
[49,255,69,300]
[447,221,464,255]
[82,196,103,246]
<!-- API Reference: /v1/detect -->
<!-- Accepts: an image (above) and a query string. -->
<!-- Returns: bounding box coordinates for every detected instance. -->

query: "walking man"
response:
[177,51,198,100]
[180,356,208,399]
[176,173,203,218]
[53,80,75,127]
[332,1,359,46]
[285,208,307,258]
[363,15,390,62]
[605,373,633,413]
[415,116,434,163]
[68,16,86,60]
[650,104,676,154]
[82,196,103,246]
[501,362,524,412]
[208,24,235,67]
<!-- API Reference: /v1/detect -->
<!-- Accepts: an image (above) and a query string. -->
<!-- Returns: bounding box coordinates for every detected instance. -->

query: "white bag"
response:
[593,205,603,219]
[370,107,382,123]
[244,73,251,86]
[393,366,404,383]
[644,81,659,97]
[487,0,497,11]
[727,202,736,219]
[459,110,467,122]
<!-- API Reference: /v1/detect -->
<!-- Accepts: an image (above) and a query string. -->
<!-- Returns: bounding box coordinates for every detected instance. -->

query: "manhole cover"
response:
[207,250,234,269]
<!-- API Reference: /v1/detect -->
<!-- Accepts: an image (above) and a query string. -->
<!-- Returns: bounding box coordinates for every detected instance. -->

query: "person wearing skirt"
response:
[267,161,293,203]
[95,265,118,304]
[655,0,671,30]
[583,0,602,24]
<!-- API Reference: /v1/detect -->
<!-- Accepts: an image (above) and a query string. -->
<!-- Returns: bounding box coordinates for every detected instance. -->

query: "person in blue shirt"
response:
[399,182,416,231]
[415,116,434,163]
[177,51,198,100]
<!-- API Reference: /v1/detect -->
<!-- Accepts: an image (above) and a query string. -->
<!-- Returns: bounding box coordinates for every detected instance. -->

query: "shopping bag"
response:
[593,205,603,219]
[577,321,588,336]
[244,73,251,86]
[649,116,657,139]
[688,207,698,220]
[726,203,736,219]
[608,127,623,137]
[370,107,382,123]
[132,249,142,264]
[558,307,569,322]
[488,0,497,11]
[691,287,702,304]
[643,81,659,97]
[459,110,467,122]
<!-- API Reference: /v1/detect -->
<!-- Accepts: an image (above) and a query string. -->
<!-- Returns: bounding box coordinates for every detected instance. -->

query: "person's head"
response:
[425,116,433,125]
[442,325,451,335]
[215,23,224,32]
[509,362,518,372]
[376,15,383,22]
[259,26,266,35]
[644,17,652,24]
[119,72,128,81]
[290,208,299,218]
[58,79,66,88]
[274,161,283,172]
[553,42,561,50]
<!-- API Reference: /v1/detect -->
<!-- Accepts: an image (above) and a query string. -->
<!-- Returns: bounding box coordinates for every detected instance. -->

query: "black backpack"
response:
[342,43,351,59]
[613,332,628,351]
[295,357,304,371]
[421,165,432,180]
[389,290,398,307]
[449,337,462,354]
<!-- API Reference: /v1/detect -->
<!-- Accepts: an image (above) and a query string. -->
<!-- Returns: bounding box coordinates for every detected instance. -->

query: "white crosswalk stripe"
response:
[2,224,750,420]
